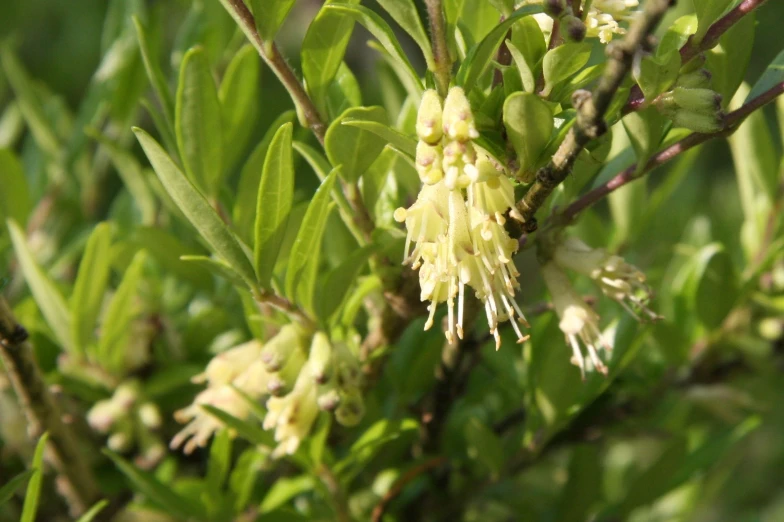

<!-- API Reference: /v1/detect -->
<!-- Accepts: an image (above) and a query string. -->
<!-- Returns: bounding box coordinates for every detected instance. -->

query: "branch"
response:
[557,80,784,223]
[426,0,452,97]
[0,297,100,517]
[254,289,316,331]
[218,0,327,145]
[515,0,673,230]
[625,0,770,112]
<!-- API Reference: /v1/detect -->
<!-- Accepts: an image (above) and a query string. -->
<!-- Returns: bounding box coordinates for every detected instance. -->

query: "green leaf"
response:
[335,418,419,477]
[464,418,504,476]
[745,47,784,104]
[132,16,174,126]
[325,106,388,183]
[75,500,109,522]
[503,92,553,182]
[325,4,423,94]
[456,4,543,92]
[622,107,667,173]
[341,119,417,158]
[128,227,212,290]
[693,0,734,43]
[0,47,60,157]
[254,122,295,288]
[376,0,434,68]
[618,438,688,516]
[0,469,34,507]
[105,449,206,520]
[692,243,739,329]
[659,15,698,57]
[250,0,296,42]
[635,50,681,101]
[510,16,547,90]
[7,220,72,351]
[234,111,296,243]
[506,41,535,93]
[229,449,265,513]
[201,404,274,447]
[98,250,147,370]
[285,169,338,311]
[181,255,246,289]
[317,245,375,321]
[206,429,232,497]
[219,44,261,172]
[0,148,31,226]
[326,62,362,120]
[71,222,112,355]
[542,42,592,97]
[134,127,257,287]
[302,0,360,114]
[557,445,602,522]
[259,475,315,513]
[20,433,48,522]
[175,46,223,197]
[706,12,755,104]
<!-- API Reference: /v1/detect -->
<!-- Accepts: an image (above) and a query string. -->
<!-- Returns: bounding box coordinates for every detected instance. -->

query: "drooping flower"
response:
[541,262,611,378]
[396,87,528,347]
[553,236,658,320]
[263,359,320,457]
[585,0,640,43]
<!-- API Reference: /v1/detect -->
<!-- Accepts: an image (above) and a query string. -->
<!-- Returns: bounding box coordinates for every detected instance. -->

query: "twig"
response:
[371,456,447,522]
[557,80,784,223]
[625,0,770,112]
[0,297,100,517]
[426,0,451,97]
[218,0,327,145]
[515,0,672,230]
[253,289,316,331]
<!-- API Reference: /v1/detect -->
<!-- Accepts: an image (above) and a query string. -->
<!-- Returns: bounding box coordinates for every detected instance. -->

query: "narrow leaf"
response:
[254,123,295,288]
[132,16,174,125]
[20,433,48,522]
[105,450,206,520]
[341,119,416,158]
[75,500,109,522]
[71,222,112,355]
[0,470,35,507]
[7,220,71,351]
[285,170,339,310]
[376,0,434,69]
[251,0,297,42]
[201,404,274,447]
[325,106,388,183]
[175,46,223,197]
[181,255,246,289]
[0,148,31,226]
[503,92,553,182]
[134,127,257,286]
[542,43,592,97]
[456,4,543,92]
[219,44,261,172]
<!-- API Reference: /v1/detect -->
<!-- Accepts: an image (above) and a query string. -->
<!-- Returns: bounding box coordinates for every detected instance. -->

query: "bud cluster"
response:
[87,381,165,468]
[584,0,640,44]
[396,88,528,348]
[171,326,365,457]
[655,58,724,133]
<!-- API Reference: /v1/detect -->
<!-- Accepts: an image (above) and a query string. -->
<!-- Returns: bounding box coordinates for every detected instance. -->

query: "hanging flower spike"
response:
[541,262,612,379]
[553,237,659,321]
[263,358,320,457]
[397,87,529,346]
[585,0,640,43]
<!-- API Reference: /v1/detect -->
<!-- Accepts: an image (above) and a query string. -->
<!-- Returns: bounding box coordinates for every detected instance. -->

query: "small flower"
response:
[553,237,658,320]
[172,385,252,454]
[416,89,443,144]
[541,262,611,378]
[442,87,479,142]
[263,360,320,457]
[585,0,639,43]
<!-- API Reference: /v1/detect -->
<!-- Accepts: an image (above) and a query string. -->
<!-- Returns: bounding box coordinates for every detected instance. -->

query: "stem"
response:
[218,0,327,145]
[254,289,316,331]
[516,0,672,229]
[625,0,770,112]
[558,81,784,222]
[426,0,451,97]
[0,298,100,517]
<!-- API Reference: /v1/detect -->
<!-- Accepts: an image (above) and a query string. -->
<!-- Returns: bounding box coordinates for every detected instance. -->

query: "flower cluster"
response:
[171,326,364,457]
[655,64,724,133]
[396,88,528,348]
[88,381,165,468]
[542,236,656,378]
[585,0,640,43]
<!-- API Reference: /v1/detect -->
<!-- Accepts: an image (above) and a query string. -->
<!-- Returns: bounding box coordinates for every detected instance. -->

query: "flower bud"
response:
[138,402,163,429]
[675,69,712,90]
[335,389,365,427]
[443,87,478,142]
[261,324,305,372]
[416,89,444,144]
[267,346,306,396]
[671,110,723,133]
[415,141,444,185]
[545,0,565,17]
[317,387,341,411]
[563,15,586,42]
[108,432,132,453]
[672,87,721,113]
[308,332,333,384]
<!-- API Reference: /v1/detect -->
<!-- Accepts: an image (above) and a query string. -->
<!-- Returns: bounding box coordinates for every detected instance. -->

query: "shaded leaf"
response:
[219,44,261,172]
[325,106,388,183]
[71,222,112,355]
[20,433,48,522]
[503,92,553,182]
[251,0,296,42]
